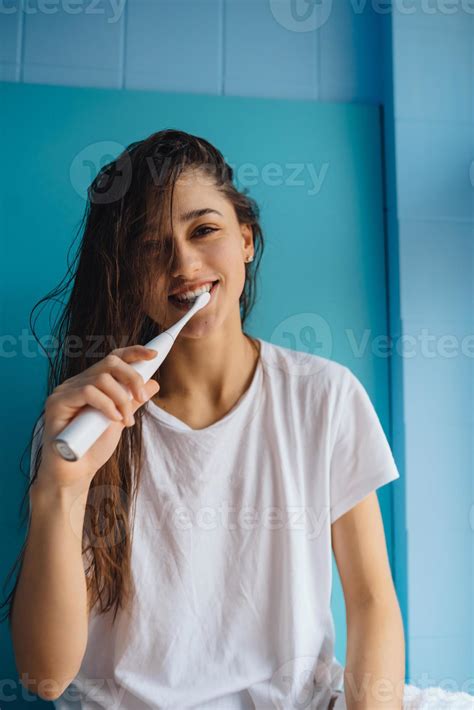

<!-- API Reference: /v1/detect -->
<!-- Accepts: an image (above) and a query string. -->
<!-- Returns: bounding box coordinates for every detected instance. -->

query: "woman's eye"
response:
[194,226,217,238]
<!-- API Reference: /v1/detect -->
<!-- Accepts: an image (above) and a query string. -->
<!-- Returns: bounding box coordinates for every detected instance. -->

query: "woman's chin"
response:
[180,314,219,336]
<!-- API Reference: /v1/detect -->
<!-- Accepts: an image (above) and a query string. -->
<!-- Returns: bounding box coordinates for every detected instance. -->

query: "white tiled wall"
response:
[391,0,474,689]
[0,0,385,102]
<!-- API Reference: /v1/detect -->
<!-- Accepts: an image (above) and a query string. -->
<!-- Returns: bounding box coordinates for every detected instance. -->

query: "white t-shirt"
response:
[30,337,400,709]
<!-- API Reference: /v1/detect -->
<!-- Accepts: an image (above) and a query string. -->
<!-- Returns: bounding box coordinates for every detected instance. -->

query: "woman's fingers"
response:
[110,345,157,364]
[130,379,160,416]
[46,383,126,428]
[47,345,160,430]
[99,350,155,403]
[81,372,160,426]
[89,372,136,425]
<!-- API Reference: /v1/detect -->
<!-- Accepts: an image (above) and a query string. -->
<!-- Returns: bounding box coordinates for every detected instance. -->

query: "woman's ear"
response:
[240,223,254,254]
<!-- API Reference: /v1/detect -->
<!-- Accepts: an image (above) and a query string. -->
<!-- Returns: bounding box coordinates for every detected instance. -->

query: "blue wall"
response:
[390,2,474,690]
[0,0,384,101]
[2,0,473,697]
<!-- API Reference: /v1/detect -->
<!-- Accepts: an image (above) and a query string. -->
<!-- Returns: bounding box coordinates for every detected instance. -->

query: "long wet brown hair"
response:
[1,129,265,626]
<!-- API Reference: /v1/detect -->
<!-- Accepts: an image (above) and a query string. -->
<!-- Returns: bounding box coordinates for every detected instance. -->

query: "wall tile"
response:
[0,0,21,64]
[22,64,122,87]
[318,0,384,103]
[392,0,474,33]
[408,634,473,691]
[0,63,20,81]
[393,27,472,122]
[404,421,473,534]
[398,220,474,322]
[395,119,474,222]
[224,0,318,99]
[22,0,123,87]
[401,318,473,433]
[407,530,472,638]
[125,0,221,93]
[0,0,21,80]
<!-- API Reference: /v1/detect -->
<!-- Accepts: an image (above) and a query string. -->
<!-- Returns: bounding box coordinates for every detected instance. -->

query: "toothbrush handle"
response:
[52,332,174,462]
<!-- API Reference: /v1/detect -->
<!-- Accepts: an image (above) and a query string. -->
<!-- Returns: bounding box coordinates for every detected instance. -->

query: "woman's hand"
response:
[35,345,160,495]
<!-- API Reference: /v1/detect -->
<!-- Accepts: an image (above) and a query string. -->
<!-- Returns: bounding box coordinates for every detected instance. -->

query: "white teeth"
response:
[172,282,214,302]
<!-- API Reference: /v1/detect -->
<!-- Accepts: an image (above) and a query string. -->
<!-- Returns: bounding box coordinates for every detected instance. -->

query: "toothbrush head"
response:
[191,290,211,311]
[164,289,212,341]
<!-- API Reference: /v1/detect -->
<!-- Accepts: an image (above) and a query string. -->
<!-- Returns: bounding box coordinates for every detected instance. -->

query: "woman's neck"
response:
[150,331,261,426]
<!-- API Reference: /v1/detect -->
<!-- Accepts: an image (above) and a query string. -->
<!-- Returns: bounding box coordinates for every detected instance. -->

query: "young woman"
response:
[4,129,454,710]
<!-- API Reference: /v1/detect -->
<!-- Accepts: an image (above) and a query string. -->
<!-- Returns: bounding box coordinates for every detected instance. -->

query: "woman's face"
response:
[143,169,254,337]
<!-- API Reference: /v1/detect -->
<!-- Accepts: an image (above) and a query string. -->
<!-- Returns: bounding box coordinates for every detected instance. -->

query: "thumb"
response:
[131,379,160,414]
[147,379,161,397]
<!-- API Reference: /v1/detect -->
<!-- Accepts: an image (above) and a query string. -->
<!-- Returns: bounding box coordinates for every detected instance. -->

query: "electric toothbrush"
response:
[52,290,211,462]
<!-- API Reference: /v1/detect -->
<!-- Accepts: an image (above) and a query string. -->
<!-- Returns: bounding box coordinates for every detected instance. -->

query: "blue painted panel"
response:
[0,80,396,692]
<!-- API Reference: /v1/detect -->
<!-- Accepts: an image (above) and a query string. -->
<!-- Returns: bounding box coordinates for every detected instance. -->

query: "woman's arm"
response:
[331,492,405,709]
[345,597,405,709]
[10,478,90,702]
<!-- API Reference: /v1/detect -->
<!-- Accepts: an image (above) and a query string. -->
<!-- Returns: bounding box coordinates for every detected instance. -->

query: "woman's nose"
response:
[170,243,202,277]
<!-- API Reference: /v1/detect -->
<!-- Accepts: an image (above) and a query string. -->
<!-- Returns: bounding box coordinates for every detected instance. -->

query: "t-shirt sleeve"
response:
[329,367,400,525]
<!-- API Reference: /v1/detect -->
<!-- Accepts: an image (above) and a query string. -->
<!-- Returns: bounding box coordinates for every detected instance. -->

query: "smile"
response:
[168,280,219,311]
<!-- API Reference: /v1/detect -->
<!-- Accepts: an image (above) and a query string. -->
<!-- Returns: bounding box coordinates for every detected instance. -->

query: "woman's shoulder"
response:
[258,337,349,391]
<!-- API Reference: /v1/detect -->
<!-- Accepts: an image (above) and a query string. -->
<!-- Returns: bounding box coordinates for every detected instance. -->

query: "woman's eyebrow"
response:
[142,208,224,239]
[179,208,223,223]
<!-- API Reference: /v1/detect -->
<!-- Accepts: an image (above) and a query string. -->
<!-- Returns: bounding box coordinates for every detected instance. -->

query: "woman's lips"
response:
[168,280,219,311]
